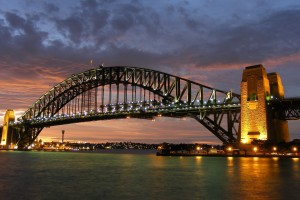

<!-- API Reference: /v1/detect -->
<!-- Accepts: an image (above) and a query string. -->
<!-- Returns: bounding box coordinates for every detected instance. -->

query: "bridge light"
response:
[293,147,297,152]
[253,147,258,152]
[241,138,247,144]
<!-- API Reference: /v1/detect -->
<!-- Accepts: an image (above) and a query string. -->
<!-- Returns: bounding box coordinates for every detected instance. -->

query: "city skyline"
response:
[1,0,300,144]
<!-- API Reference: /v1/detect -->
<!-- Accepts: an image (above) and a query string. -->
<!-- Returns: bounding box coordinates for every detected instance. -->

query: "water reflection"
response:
[0,152,299,199]
[195,156,202,165]
[225,157,300,200]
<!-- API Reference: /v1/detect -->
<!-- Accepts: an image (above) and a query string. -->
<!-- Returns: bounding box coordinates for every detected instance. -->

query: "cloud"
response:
[43,3,59,13]
[2,1,300,76]
[0,12,47,61]
[190,8,300,67]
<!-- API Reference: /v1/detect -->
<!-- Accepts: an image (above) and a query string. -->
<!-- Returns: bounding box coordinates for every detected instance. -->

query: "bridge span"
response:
[0,65,299,149]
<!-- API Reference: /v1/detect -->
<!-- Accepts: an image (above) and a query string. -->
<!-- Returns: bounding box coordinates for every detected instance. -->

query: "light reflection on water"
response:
[0,151,299,200]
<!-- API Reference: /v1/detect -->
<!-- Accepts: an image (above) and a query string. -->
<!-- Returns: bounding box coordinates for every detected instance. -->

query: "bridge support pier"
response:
[1,109,15,149]
[15,126,43,150]
[240,65,289,145]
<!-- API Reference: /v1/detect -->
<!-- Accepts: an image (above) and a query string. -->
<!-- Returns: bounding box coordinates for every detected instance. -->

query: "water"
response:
[0,150,299,200]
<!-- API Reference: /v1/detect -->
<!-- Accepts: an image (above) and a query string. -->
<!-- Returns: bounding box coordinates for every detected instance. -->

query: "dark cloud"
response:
[56,16,84,43]
[188,8,300,67]
[80,0,98,8]
[176,4,202,31]
[5,12,26,28]
[44,3,59,13]
[1,1,300,80]
[111,12,134,32]
[0,12,48,60]
[1,1,300,72]
[53,3,110,44]
[0,20,12,50]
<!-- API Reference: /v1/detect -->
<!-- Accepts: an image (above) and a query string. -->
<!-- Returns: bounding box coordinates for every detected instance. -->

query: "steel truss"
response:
[269,98,300,120]
[11,66,240,149]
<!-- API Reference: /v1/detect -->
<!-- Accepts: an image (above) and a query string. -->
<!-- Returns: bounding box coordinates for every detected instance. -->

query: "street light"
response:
[253,147,258,153]
[273,147,277,151]
[293,147,297,152]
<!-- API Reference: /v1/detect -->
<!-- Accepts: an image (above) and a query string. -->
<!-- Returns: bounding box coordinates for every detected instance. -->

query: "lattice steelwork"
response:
[269,98,300,120]
[11,66,241,149]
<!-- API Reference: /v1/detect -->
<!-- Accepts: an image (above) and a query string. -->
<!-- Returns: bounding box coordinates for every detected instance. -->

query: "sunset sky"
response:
[1,0,300,144]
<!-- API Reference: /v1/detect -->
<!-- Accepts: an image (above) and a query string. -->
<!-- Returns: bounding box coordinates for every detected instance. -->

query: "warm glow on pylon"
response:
[240,65,290,145]
[241,138,248,144]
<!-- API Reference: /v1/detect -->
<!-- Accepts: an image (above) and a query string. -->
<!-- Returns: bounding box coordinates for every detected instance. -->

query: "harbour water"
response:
[0,150,299,200]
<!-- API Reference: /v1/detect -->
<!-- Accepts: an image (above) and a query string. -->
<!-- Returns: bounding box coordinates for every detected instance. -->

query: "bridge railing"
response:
[11,100,241,127]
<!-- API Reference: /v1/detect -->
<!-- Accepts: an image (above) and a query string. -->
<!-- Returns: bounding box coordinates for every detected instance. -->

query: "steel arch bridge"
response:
[9,66,241,149]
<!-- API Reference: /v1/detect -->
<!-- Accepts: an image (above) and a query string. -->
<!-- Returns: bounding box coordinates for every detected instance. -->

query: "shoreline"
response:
[1,149,300,158]
[156,152,300,158]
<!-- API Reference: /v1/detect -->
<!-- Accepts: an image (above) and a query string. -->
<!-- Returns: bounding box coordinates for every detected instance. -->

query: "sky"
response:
[0,0,300,144]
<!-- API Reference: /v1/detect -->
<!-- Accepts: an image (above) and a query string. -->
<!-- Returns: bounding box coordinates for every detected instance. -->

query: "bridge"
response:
[0,65,299,150]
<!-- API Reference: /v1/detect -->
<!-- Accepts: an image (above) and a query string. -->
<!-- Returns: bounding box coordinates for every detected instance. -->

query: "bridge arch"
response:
[21,66,238,120]
[15,66,240,149]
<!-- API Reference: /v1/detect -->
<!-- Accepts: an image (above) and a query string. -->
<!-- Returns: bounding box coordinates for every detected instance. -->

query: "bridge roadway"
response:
[7,98,299,129]
[7,101,241,145]
[10,101,241,127]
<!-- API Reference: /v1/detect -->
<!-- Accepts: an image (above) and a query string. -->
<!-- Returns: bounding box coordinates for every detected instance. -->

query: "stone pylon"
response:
[240,65,289,144]
[1,109,15,148]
